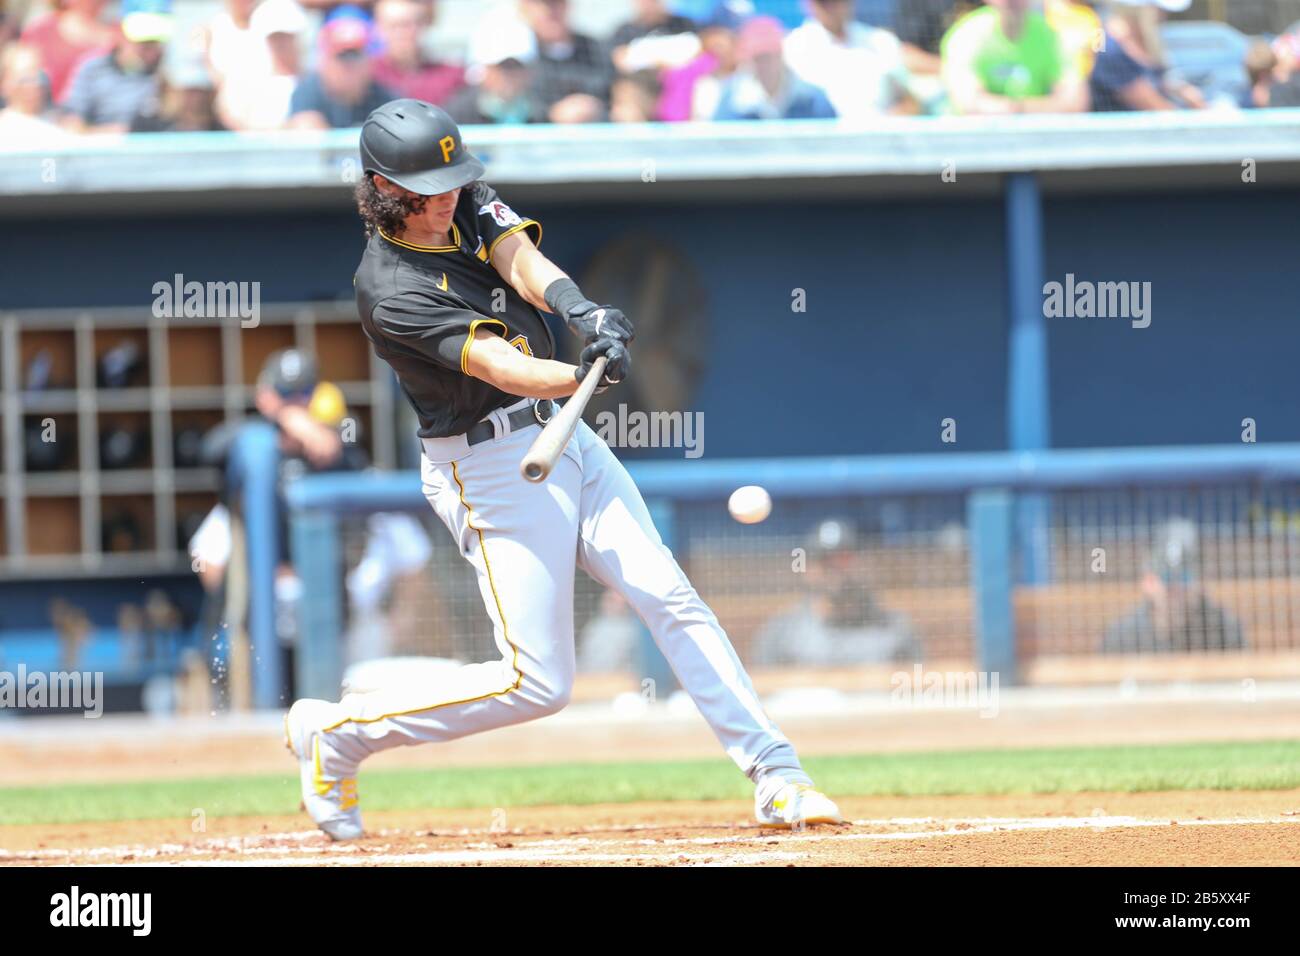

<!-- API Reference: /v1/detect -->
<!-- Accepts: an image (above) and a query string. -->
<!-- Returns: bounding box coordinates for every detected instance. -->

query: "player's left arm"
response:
[491,230,634,384]
[490,229,568,313]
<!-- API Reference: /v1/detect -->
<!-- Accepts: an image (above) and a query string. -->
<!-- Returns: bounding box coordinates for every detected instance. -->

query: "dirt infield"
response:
[3,791,1298,866]
[4,687,1298,865]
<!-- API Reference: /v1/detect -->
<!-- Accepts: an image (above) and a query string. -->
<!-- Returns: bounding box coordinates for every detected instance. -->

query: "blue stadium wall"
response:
[4,184,1297,457]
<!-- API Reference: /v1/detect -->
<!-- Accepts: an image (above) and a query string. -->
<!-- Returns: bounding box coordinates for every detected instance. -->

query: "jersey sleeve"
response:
[466,181,542,265]
[370,291,508,376]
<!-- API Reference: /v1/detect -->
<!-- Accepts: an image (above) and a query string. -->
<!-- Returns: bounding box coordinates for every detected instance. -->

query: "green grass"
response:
[2,739,1298,827]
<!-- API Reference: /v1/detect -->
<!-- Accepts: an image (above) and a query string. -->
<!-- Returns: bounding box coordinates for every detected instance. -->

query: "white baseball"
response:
[728,485,772,525]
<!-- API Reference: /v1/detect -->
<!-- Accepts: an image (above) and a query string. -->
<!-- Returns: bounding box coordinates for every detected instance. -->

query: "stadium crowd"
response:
[1,0,1298,142]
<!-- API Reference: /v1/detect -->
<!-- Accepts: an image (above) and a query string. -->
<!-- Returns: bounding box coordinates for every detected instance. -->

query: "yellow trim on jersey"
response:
[474,239,489,263]
[486,220,542,264]
[318,463,524,734]
[379,223,462,254]
[459,317,508,375]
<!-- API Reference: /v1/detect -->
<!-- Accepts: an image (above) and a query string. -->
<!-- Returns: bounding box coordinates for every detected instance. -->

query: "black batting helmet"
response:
[359,99,485,196]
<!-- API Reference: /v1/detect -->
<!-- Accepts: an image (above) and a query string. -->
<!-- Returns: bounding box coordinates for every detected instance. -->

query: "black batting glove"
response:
[544,278,635,344]
[575,336,630,387]
[571,304,634,345]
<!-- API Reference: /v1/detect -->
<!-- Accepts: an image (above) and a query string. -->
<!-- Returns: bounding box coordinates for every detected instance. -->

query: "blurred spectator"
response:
[217,0,307,130]
[297,0,376,9]
[657,0,745,121]
[203,0,266,95]
[610,0,700,74]
[132,58,223,131]
[19,0,115,104]
[287,16,397,128]
[0,5,19,48]
[941,0,1088,115]
[610,68,662,122]
[1102,519,1246,654]
[714,15,836,119]
[1243,37,1279,108]
[856,0,958,74]
[371,0,464,105]
[1264,30,1300,107]
[784,0,917,119]
[1045,0,1104,81]
[61,0,172,133]
[1090,0,1205,111]
[1276,27,1300,75]
[752,519,919,667]
[516,0,614,123]
[448,26,536,124]
[0,43,73,146]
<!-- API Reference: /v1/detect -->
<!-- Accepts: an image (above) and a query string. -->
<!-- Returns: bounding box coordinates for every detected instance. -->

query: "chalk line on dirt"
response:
[4,814,1297,866]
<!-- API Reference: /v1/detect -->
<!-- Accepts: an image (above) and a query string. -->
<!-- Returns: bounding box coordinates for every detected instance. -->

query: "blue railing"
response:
[275,442,1300,702]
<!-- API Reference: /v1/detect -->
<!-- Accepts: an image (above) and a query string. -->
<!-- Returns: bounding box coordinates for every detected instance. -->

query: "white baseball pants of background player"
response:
[312,397,812,797]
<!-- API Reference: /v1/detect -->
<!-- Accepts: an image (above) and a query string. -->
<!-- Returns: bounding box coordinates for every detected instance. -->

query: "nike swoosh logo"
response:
[438,274,449,292]
[591,308,605,335]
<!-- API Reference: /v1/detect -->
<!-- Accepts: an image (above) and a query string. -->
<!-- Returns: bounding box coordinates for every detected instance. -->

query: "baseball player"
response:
[284,98,842,839]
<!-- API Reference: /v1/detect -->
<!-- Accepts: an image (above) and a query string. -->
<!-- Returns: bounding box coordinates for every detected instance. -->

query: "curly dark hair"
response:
[353,174,431,239]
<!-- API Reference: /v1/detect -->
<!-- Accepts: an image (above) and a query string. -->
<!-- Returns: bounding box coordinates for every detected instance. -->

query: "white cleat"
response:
[755,782,845,828]
[284,698,364,841]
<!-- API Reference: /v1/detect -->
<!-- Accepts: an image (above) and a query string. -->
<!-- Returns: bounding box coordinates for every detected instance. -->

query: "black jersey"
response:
[354,181,553,438]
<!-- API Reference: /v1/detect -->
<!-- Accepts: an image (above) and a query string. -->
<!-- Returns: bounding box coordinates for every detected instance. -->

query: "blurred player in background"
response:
[754,519,920,666]
[190,350,430,703]
[1102,518,1247,654]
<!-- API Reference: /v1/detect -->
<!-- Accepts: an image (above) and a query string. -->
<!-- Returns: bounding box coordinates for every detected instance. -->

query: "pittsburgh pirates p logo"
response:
[439,135,456,164]
[509,335,532,357]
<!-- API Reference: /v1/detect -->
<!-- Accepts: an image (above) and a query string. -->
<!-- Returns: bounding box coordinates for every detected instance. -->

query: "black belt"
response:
[464,400,556,446]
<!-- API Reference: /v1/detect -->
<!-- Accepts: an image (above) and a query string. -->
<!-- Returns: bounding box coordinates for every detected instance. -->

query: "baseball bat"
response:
[520,356,607,483]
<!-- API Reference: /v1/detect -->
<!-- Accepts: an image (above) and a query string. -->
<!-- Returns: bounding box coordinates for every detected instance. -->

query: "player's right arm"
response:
[370,292,584,399]
[462,327,582,399]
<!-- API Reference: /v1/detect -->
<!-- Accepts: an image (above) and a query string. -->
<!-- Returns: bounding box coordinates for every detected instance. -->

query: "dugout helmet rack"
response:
[0,303,398,579]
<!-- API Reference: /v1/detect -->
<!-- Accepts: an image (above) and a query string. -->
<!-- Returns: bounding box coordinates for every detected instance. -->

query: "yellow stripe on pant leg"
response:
[320,461,523,732]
